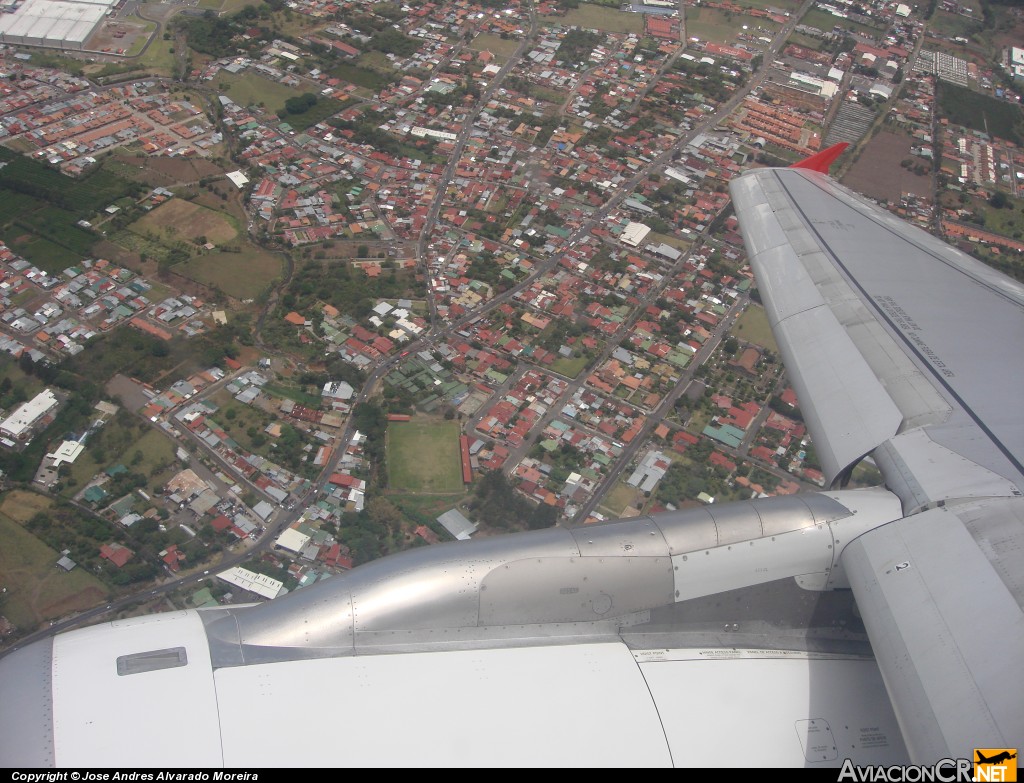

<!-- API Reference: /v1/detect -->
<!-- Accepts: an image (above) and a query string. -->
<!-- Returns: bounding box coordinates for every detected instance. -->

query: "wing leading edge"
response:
[729,164,1024,762]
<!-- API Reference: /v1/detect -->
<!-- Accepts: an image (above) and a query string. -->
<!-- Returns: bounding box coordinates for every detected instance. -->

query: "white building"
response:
[217,566,285,600]
[225,171,249,189]
[620,221,652,248]
[0,0,116,51]
[0,388,58,441]
[276,526,311,554]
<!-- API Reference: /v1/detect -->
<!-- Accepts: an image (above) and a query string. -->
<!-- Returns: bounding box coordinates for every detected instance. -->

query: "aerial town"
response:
[0,0,1021,648]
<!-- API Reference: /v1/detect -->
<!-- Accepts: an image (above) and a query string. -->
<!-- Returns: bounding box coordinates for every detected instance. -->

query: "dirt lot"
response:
[87,19,149,56]
[106,373,156,413]
[131,198,238,245]
[108,154,225,188]
[842,130,933,203]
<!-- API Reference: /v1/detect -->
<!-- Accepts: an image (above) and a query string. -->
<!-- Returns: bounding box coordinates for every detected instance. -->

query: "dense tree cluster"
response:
[554,28,602,69]
[281,93,318,118]
[469,470,557,531]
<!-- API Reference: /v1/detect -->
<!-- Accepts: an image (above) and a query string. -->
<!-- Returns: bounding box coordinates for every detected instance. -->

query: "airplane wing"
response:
[1,154,1021,769]
[729,156,1024,761]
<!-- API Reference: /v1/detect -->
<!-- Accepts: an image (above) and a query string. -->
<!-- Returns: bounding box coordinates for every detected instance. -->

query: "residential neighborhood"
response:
[0,0,1021,647]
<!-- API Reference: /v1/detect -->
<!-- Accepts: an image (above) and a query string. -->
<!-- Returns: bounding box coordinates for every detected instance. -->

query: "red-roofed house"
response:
[99,543,133,568]
[414,525,440,545]
[211,515,232,531]
[709,451,737,473]
[160,544,184,572]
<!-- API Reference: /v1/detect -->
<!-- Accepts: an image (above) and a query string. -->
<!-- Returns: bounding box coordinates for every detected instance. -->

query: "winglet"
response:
[790,142,848,174]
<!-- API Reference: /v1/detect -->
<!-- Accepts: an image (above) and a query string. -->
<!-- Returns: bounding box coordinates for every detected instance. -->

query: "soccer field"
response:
[387,418,465,493]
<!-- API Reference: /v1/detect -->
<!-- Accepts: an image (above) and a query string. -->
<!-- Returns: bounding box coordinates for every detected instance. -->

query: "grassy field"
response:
[0,490,52,523]
[387,418,464,493]
[0,191,42,223]
[282,97,347,133]
[786,30,826,51]
[62,421,178,499]
[597,478,645,517]
[550,356,590,378]
[6,234,81,272]
[733,303,779,352]
[329,61,396,92]
[800,8,883,38]
[938,82,1024,146]
[219,71,300,113]
[174,248,283,300]
[0,361,47,406]
[221,0,262,11]
[0,146,133,271]
[685,7,778,44]
[130,199,238,246]
[119,19,157,58]
[737,0,803,11]
[136,32,177,75]
[542,4,644,34]
[63,324,210,388]
[0,505,109,632]
[469,33,520,60]
[648,231,694,251]
[927,8,983,40]
[261,381,322,408]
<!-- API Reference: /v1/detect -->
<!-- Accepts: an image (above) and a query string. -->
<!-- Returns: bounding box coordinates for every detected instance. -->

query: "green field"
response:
[0,506,110,633]
[0,146,134,270]
[685,7,778,44]
[550,356,590,378]
[971,192,1024,238]
[800,8,884,38]
[737,0,802,11]
[6,234,81,271]
[19,206,98,255]
[63,421,178,499]
[387,418,464,493]
[597,478,645,517]
[938,82,1024,146]
[0,147,130,211]
[130,198,238,246]
[542,3,644,34]
[261,381,322,408]
[733,303,778,352]
[785,30,826,51]
[648,231,693,251]
[219,71,301,113]
[927,8,983,40]
[329,62,396,92]
[469,33,521,60]
[282,97,347,133]
[0,192,42,223]
[174,248,283,299]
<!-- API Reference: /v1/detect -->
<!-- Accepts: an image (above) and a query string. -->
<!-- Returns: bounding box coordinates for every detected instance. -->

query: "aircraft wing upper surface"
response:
[729,165,1024,761]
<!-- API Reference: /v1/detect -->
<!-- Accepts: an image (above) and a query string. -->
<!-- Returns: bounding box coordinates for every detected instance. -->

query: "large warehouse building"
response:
[0,0,115,51]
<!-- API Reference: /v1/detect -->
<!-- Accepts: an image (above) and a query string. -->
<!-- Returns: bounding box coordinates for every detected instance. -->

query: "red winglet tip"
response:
[790,142,849,174]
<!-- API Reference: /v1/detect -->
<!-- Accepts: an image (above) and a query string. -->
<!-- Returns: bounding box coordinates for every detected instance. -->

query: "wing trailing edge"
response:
[790,142,848,174]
